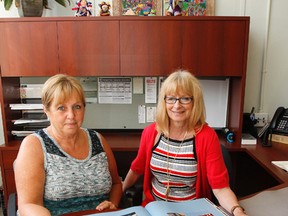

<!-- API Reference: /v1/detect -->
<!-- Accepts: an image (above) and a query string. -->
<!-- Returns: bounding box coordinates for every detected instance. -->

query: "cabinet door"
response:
[0,22,59,77]
[57,21,120,76]
[182,20,248,76]
[120,20,182,76]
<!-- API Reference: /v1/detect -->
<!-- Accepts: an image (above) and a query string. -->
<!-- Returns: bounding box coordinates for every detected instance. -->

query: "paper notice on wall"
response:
[98,77,132,104]
[158,76,166,93]
[145,77,157,103]
[133,77,144,94]
[146,107,156,123]
[138,105,146,124]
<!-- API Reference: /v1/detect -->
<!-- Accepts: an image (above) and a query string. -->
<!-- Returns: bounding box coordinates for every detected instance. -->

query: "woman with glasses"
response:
[123,70,247,216]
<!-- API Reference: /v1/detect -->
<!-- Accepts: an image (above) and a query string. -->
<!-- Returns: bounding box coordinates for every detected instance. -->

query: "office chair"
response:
[7,193,17,216]
[121,177,144,208]
[211,145,235,205]
[221,144,235,190]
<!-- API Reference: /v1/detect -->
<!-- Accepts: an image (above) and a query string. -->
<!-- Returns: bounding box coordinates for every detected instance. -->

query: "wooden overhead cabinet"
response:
[0,21,59,76]
[181,19,248,76]
[57,20,120,76]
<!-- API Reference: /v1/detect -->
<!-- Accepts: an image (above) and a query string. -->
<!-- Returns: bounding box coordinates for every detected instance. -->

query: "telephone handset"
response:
[262,106,288,147]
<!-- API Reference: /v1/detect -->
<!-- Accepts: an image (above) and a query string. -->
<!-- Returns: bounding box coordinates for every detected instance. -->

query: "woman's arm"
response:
[122,169,141,192]
[122,124,157,192]
[96,134,122,211]
[213,187,247,216]
[14,135,50,216]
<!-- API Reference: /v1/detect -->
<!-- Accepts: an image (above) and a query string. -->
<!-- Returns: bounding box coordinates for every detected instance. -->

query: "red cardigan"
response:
[130,123,229,206]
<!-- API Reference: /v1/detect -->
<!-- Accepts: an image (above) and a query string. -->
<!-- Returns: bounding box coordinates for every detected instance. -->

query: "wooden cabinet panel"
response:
[120,20,182,76]
[0,22,59,77]
[0,148,18,207]
[2,150,18,169]
[182,20,248,76]
[4,169,16,197]
[57,21,120,76]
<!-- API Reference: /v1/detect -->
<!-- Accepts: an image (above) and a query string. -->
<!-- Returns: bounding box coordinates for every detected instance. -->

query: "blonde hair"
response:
[156,69,206,136]
[42,74,86,110]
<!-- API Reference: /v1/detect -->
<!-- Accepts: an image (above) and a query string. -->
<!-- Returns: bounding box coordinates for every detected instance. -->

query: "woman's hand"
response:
[96,200,117,211]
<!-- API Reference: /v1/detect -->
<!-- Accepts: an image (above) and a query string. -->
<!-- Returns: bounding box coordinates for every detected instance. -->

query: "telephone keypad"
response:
[276,119,288,132]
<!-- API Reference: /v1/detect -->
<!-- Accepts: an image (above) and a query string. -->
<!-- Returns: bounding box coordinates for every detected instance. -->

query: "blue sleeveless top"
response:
[33,128,112,216]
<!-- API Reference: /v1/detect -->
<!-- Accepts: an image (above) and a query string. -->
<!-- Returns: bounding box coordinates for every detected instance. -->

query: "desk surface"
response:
[241,141,288,189]
[2,134,288,215]
[239,186,288,216]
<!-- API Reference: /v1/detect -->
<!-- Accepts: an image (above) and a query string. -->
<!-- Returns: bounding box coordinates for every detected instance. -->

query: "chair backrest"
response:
[221,145,235,190]
[7,193,17,216]
[7,160,17,216]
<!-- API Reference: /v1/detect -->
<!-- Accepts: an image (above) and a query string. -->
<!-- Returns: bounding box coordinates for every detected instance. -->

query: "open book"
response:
[87,198,229,216]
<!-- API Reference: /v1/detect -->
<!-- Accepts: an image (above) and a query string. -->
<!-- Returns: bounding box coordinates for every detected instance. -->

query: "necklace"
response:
[165,130,187,201]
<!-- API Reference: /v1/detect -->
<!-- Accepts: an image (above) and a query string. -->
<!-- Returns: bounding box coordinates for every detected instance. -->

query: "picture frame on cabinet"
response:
[112,0,162,16]
[108,0,214,16]
[163,0,214,16]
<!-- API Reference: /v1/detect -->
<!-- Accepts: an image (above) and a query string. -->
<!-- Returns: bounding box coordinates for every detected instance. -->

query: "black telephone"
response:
[262,107,288,147]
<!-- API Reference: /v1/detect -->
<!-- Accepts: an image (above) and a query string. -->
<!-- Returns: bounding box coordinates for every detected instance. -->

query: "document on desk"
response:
[239,187,288,216]
[271,161,288,172]
[87,198,229,216]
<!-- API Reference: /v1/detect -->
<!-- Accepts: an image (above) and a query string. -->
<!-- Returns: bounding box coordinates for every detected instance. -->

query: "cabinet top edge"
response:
[0,16,250,23]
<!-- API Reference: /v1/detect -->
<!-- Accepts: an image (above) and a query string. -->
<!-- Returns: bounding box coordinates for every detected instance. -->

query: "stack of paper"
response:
[10,104,43,110]
[271,161,288,172]
[20,84,43,99]
[241,133,257,145]
[12,111,48,125]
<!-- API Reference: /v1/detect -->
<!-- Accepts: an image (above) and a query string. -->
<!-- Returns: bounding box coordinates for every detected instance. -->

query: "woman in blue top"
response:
[14,74,122,216]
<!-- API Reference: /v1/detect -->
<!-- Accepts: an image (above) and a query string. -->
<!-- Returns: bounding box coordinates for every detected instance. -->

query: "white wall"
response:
[215,0,288,119]
[262,1,288,117]
[0,0,287,131]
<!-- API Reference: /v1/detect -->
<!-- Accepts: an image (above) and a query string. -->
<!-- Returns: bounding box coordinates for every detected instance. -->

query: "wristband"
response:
[231,205,245,215]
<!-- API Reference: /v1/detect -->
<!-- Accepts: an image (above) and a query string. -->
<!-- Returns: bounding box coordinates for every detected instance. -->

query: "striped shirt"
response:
[150,134,198,202]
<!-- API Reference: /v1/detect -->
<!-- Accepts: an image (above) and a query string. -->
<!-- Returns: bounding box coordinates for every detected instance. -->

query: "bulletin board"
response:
[20,76,229,130]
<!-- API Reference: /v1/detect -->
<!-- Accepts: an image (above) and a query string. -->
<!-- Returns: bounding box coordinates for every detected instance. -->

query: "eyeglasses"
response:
[164,96,193,104]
